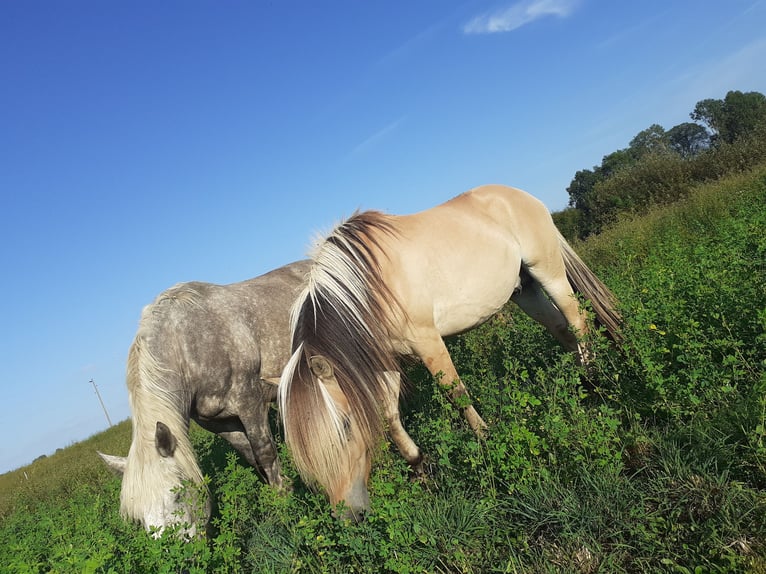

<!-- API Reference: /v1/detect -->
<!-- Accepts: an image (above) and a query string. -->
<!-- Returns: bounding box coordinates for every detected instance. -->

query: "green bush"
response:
[588,152,693,230]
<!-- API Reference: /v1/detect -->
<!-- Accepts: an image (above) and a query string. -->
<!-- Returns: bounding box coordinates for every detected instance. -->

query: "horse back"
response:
[372,185,561,339]
[132,260,311,401]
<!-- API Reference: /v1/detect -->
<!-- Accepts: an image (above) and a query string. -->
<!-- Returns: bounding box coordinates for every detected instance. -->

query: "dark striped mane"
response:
[279,211,403,491]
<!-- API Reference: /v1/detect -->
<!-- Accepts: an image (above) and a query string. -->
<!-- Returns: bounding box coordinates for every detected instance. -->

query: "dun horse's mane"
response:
[279,211,403,494]
[120,293,205,523]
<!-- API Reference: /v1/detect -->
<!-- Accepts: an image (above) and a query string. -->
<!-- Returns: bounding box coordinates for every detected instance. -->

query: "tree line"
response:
[552,90,766,239]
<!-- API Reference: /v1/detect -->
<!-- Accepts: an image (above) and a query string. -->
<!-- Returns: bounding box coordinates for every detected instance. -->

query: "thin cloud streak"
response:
[463,0,580,35]
[347,117,406,159]
[672,37,766,103]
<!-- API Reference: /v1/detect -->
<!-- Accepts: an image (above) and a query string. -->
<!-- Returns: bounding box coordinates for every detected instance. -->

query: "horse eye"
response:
[342,416,352,439]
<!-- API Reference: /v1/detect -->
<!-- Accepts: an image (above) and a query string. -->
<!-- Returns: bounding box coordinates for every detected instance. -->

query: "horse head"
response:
[308,355,372,521]
[98,421,210,538]
[280,348,380,523]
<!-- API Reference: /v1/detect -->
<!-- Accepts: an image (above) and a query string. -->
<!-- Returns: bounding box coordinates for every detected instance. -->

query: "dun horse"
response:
[99,260,311,536]
[279,184,621,521]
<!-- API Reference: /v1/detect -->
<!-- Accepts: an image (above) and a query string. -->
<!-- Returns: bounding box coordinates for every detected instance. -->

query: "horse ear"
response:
[309,355,334,379]
[98,451,127,477]
[155,421,177,458]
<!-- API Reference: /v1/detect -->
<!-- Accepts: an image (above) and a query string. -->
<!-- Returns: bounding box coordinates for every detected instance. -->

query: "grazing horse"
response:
[98,260,312,536]
[278,184,621,521]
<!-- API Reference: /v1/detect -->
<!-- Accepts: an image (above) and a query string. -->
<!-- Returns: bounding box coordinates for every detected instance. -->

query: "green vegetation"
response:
[554,90,766,239]
[2,107,766,571]
[0,421,131,520]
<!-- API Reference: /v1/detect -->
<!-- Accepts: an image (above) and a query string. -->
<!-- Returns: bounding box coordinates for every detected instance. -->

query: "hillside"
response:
[1,165,765,573]
[0,420,131,519]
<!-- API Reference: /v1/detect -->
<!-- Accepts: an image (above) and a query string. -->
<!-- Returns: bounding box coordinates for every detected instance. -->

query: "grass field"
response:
[2,166,765,573]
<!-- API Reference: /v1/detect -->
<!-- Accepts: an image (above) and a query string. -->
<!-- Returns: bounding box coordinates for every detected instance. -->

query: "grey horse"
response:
[99,260,311,536]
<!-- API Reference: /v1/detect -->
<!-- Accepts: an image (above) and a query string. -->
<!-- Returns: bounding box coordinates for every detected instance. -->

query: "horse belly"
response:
[388,202,523,340]
[431,264,519,337]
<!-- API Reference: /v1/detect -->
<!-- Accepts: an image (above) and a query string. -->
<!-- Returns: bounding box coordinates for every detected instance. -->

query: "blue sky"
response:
[2,0,765,474]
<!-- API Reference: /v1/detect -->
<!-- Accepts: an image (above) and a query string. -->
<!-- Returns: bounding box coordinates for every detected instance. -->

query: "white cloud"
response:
[463,0,580,35]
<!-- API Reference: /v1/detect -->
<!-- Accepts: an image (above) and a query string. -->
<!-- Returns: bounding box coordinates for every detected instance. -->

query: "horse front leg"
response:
[239,402,286,490]
[412,335,488,437]
[380,371,424,476]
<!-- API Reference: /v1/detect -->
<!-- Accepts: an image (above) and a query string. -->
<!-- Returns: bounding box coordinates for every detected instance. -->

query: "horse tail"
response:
[557,232,623,343]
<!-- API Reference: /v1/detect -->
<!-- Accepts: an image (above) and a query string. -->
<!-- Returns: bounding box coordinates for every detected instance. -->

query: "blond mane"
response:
[119,293,205,523]
[279,211,403,495]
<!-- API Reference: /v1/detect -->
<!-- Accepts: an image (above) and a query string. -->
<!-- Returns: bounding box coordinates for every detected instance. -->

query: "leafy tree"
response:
[690,98,724,138]
[600,148,638,176]
[691,90,766,144]
[551,207,583,242]
[666,122,710,158]
[566,145,645,236]
[629,124,670,156]
[567,168,600,211]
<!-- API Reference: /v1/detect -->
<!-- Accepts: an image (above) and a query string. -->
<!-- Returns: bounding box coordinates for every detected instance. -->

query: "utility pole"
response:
[89,379,113,427]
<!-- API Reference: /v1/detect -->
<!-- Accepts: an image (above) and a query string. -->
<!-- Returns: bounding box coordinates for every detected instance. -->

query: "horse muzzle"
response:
[334,479,370,523]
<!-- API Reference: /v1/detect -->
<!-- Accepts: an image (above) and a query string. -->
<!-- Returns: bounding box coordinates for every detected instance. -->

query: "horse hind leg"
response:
[511,270,590,364]
[196,415,282,487]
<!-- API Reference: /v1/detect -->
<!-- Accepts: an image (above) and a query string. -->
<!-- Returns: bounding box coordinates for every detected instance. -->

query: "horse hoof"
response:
[409,462,427,482]
[276,476,294,494]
